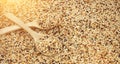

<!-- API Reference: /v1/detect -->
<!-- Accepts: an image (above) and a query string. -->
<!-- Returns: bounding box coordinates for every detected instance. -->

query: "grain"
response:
[0,0,120,64]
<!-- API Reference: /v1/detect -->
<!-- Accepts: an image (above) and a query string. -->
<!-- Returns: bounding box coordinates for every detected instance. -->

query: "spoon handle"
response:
[0,21,36,35]
[4,13,40,41]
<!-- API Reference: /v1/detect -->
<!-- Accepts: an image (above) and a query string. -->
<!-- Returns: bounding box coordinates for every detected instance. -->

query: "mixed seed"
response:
[0,0,120,64]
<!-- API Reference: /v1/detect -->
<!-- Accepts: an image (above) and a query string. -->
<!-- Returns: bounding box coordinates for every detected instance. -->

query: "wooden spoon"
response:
[0,19,60,35]
[4,13,46,42]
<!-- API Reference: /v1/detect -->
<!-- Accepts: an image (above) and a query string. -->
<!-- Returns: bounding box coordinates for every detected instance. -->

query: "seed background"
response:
[0,0,120,64]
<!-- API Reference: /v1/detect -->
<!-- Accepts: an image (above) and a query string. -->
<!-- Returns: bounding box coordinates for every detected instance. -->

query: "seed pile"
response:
[0,0,120,64]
